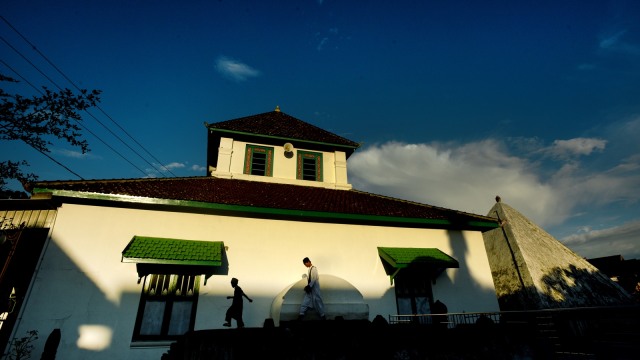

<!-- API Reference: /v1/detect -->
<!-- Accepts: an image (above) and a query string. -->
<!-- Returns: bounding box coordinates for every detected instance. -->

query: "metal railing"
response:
[388,305,640,332]
[389,311,501,328]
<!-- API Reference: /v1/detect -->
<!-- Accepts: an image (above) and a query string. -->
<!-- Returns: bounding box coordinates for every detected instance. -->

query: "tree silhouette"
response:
[0,74,100,193]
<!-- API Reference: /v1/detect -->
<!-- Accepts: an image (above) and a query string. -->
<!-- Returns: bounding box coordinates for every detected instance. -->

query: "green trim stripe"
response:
[297,150,323,181]
[122,236,223,266]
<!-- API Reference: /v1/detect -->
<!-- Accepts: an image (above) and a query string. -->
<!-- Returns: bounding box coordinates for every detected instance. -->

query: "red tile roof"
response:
[206,110,360,149]
[29,176,498,230]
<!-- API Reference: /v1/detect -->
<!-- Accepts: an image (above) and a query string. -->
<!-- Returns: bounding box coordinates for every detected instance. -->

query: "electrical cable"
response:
[0,35,164,177]
[1,15,177,177]
[1,59,86,180]
[1,58,148,179]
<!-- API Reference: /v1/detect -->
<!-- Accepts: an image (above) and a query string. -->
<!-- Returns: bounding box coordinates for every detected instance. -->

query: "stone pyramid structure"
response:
[483,196,633,311]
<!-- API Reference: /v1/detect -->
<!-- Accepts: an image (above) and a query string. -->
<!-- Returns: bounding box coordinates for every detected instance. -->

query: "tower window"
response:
[297,151,323,181]
[244,145,274,176]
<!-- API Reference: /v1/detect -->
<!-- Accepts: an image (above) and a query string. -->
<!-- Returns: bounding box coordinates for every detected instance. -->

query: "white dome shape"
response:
[270,274,369,325]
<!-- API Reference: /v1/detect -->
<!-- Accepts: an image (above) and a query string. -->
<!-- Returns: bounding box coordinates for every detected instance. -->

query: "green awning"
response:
[378,247,459,284]
[122,236,223,266]
[122,236,226,283]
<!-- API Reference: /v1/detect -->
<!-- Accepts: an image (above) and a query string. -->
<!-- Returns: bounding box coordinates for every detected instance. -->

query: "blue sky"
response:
[2,0,639,260]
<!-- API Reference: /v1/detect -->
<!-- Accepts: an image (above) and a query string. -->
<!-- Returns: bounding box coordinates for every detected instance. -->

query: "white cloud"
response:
[191,164,206,172]
[145,162,205,177]
[349,140,559,224]
[163,162,186,170]
[317,37,329,51]
[215,56,260,82]
[349,130,640,230]
[609,154,640,173]
[143,162,185,178]
[52,148,98,159]
[560,220,640,259]
[599,30,627,50]
[543,138,607,159]
[599,30,640,56]
[348,117,640,260]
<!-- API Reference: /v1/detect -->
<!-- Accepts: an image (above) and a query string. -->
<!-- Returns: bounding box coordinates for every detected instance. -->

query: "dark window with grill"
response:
[251,151,267,175]
[243,145,274,177]
[301,157,316,180]
[297,151,323,181]
[394,270,433,320]
[133,274,200,342]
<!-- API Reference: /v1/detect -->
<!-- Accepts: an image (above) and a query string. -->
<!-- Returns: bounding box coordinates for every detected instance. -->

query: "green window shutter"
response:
[243,145,274,176]
[297,151,323,181]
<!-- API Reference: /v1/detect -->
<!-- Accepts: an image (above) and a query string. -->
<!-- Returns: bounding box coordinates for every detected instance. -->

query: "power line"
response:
[0,36,172,179]
[0,34,166,177]
[0,58,149,178]
[0,15,178,177]
[1,59,85,180]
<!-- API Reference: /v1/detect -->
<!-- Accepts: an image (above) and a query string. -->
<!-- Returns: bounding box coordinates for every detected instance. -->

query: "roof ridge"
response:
[276,110,359,146]
[207,110,360,149]
[349,188,496,221]
[32,176,210,186]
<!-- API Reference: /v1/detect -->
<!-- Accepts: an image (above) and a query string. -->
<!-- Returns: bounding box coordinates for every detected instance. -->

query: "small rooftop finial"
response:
[495,195,501,203]
[275,105,280,112]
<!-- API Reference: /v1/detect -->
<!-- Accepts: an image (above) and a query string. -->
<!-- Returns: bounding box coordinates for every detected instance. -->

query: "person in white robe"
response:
[299,257,326,320]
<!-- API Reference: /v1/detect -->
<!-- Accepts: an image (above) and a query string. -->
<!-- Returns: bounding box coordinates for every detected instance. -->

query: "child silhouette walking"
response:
[223,277,253,328]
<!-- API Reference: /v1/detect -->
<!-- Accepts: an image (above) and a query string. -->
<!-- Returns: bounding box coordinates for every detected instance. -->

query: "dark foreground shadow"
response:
[163,319,537,360]
[162,306,640,360]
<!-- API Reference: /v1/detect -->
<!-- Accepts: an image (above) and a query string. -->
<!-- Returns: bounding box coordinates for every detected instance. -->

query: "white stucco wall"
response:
[13,203,498,360]
[229,139,337,182]
[211,137,351,189]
